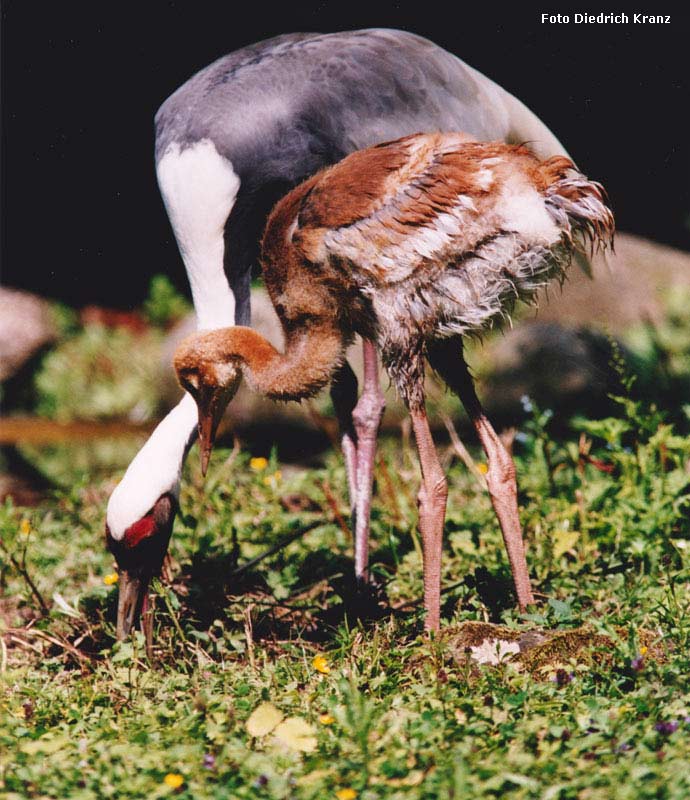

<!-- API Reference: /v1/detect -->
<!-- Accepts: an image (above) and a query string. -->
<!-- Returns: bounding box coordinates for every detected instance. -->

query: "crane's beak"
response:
[195,379,240,476]
[106,494,176,654]
[197,391,225,476]
[116,569,150,640]
[174,335,243,475]
[116,570,155,657]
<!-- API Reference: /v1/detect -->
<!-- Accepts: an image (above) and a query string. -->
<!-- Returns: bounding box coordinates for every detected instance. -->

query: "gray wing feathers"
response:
[154,29,569,167]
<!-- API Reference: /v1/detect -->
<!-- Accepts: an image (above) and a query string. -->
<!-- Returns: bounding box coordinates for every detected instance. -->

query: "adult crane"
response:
[105,29,570,639]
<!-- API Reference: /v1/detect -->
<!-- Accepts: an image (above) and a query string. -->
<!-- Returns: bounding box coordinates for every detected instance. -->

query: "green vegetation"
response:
[624,286,690,422]
[143,275,192,329]
[3,277,690,798]
[30,276,190,423]
[34,324,165,423]
[2,377,690,798]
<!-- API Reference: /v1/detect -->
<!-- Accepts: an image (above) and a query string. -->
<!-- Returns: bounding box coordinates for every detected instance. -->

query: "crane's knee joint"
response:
[432,474,449,502]
[420,473,448,505]
[352,392,386,434]
[486,454,517,496]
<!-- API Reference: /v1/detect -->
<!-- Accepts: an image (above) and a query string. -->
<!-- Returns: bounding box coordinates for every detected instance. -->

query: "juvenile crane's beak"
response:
[194,377,241,476]
[173,332,243,476]
[196,386,228,476]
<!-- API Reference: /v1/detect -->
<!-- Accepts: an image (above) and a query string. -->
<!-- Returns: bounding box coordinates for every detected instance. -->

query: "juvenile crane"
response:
[105,30,574,639]
[174,133,614,629]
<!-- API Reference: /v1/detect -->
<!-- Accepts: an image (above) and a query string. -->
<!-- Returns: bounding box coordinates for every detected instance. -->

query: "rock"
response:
[468,637,521,665]
[478,323,623,423]
[0,288,57,382]
[534,232,690,332]
[443,621,665,679]
[474,232,690,421]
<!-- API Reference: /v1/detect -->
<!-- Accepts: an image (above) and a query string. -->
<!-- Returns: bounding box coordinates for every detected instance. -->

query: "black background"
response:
[2,2,688,308]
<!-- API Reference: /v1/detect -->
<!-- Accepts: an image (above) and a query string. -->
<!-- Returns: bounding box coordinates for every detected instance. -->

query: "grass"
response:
[3,378,690,797]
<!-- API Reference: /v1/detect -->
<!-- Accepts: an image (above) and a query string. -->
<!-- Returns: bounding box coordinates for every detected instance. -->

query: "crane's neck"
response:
[156,139,242,330]
[105,393,198,538]
[204,323,345,402]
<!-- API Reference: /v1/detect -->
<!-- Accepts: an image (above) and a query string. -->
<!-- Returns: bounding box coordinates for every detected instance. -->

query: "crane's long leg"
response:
[330,342,385,583]
[428,338,535,610]
[408,402,448,632]
[351,341,386,582]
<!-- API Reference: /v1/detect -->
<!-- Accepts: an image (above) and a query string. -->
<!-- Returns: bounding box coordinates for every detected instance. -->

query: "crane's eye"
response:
[180,372,199,394]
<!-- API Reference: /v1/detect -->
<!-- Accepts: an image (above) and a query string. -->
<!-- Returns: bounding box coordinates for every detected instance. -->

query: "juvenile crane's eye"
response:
[180,372,199,394]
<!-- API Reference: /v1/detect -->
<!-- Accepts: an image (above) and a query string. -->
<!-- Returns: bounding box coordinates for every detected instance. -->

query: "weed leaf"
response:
[273,717,318,752]
[245,702,283,738]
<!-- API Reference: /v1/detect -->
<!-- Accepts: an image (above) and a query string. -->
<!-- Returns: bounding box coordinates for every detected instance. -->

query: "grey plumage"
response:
[155,29,570,323]
[156,30,525,171]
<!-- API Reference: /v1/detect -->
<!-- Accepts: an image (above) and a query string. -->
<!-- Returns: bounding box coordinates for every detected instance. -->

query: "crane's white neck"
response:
[106,393,198,539]
[156,139,241,330]
[109,140,242,538]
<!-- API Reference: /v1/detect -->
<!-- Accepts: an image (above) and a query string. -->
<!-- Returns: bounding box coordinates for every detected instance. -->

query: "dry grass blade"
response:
[376,455,403,524]
[4,627,92,666]
[0,535,50,616]
[438,412,488,490]
[320,480,350,537]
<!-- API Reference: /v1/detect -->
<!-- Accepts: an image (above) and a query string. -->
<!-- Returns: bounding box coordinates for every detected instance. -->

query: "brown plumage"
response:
[174,132,614,631]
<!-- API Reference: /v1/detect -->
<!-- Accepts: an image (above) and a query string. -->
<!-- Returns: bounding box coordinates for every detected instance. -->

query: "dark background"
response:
[2,2,688,308]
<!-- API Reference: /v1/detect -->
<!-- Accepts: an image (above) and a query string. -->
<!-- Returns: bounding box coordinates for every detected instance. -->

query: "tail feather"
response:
[541,160,615,267]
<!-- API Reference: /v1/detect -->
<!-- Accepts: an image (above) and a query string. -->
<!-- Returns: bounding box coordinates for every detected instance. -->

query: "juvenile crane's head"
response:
[174,329,244,475]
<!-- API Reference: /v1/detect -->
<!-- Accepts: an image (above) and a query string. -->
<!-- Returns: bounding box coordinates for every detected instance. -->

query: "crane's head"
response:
[106,492,176,642]
[174,331,244,475]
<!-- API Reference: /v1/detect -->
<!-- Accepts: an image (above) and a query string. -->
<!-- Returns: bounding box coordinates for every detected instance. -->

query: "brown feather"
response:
[179,133,614,412]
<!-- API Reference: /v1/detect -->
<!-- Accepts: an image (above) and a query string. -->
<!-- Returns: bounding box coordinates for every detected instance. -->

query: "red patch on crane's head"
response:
[122,513,157,549]
[105,493,177,575]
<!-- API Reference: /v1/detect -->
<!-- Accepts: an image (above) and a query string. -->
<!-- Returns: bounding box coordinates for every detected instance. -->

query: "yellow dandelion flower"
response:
[319,714,335,725]
[640,645,648,656]
[335,789,357,800]
[477,463,488,475]
[163,773,184,789]
[250,456,269,471]
[312,655,330,674]
[103,573,119,586]
[263,474,280,487]
[19,518,31,536]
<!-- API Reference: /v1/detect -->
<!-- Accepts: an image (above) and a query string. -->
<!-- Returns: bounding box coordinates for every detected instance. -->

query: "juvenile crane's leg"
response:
[351,341,386,582]
[409,402,448,632]
[330,343,385,583]
[428,339,535,610]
